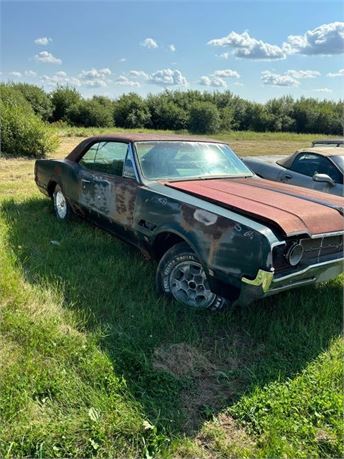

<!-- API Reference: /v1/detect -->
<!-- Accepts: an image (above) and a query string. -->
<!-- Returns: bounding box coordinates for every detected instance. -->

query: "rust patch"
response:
[181,204,234,265]
[115,178,137,227]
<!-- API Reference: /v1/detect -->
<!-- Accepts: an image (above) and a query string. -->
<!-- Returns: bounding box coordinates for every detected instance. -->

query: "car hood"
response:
[167,177,344,237]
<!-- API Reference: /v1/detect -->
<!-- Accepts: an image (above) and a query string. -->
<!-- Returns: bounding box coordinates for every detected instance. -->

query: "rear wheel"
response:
[156,242,227,311]
[53,185,72,221]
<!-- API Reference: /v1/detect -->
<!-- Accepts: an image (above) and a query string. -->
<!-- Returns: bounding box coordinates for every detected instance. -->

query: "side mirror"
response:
[313,173,335,186]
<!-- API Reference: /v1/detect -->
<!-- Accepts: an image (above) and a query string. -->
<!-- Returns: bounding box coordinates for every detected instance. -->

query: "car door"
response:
[279,152,343,194]
[77,141,140,241]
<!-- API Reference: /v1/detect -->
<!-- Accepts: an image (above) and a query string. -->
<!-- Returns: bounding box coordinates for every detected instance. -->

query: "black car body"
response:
[35,134,344,310]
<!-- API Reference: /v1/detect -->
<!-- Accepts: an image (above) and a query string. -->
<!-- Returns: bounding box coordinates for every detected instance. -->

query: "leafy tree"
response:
[147,94,188,130]
[11,83,53,121]
[265,97,295,132]
[114,93,150,128]
[0,85,59,158]
[51,86,81,121]
[67,98,114,127]
[188,101,220,134]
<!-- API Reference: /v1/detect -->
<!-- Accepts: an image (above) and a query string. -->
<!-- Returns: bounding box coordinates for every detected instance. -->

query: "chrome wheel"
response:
[54,190,67,219]
[169,260,216,308]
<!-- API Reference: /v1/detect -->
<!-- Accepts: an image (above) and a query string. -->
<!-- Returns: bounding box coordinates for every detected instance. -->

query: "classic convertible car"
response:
[35,134,344,311]
[244,147,344,196]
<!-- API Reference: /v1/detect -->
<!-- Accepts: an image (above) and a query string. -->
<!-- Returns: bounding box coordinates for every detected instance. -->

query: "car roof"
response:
[295,147,344,157]
[65,133,223,161]
[276,147,344,169]
[85,133,220,143]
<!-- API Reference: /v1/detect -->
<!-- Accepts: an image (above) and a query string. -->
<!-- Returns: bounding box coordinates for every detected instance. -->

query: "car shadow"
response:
[1,197,343,436]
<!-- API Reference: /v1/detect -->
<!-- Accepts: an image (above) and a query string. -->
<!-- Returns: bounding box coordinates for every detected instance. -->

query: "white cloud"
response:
[217,52,230,60]
[78,68,111,88]
[42,72,81,87]
[199,75,227,88]
[169,44,176,52]
[9,71,22,77]
[285,22,344,55]
[149,68,188,86]
[213,69,240,78]
[83,80,107,88]
[119,58,127,62]
[314,88,333,93]
[128,70,149,80]
[261,70,299,86]
[141,38,158,49]
[208,31,286,60]
[286,69,320,79]
[24,70,37,77]
[35,51,62,64]
[34,37,52,46]
[115,75,140,87]
[79,68,111,79]
[327,68,344,77]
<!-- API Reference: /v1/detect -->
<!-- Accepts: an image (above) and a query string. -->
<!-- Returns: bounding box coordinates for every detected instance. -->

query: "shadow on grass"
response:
[2,197,343,436]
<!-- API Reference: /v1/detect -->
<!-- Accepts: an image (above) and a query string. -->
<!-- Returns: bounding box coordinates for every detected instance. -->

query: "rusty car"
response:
[243,147,344,196]
[35,134,344,311]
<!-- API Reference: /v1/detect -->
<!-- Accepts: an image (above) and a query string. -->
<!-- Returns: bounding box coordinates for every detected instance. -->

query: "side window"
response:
[291,153,342,183]
[291,153,324,177]
[79,142,128,176]
[79,143,99,168]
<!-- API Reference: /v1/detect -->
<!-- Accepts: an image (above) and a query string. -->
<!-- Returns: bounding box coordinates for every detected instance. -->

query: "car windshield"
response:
[331,155,344,173]
[134,141,253,180]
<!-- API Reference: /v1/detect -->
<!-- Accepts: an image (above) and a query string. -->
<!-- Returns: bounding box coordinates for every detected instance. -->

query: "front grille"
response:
[301,235,343,265]
[273,234,344,275]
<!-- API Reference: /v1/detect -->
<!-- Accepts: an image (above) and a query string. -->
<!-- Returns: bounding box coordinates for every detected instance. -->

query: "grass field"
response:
[0,130,343,458]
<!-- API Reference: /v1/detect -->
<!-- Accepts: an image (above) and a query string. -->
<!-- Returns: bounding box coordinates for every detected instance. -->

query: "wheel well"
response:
[47,181,57,197]
[152,232,189,260]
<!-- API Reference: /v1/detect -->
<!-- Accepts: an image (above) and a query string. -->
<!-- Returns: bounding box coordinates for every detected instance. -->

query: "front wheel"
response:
[53,185,72,221]
[156,242,228,311]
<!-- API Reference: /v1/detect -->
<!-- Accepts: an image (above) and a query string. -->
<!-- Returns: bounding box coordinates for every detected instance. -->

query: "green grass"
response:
[55,125,333,142]
[0,132,343,458]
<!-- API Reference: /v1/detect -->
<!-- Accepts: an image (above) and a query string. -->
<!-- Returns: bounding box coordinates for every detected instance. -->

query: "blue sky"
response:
[1,0,344,101]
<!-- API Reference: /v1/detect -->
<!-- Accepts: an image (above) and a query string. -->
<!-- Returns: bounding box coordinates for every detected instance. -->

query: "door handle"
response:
[284,174,292,180]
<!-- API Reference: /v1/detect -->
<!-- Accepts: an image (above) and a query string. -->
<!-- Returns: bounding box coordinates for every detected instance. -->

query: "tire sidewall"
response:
[53,185,70,221]
[156,243,227,311]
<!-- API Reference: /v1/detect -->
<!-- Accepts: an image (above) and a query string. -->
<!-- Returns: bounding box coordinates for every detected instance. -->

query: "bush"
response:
[147,95,188,130]
[67,98,114,127]
[0,86,59,158]
[51,86,81,122]
[188,101,220,134]
[114,93,150,128]
[11,83,53,121]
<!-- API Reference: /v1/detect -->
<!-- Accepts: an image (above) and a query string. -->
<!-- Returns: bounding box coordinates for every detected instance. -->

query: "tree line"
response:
[4,82,344,135]
[1,82,343,158]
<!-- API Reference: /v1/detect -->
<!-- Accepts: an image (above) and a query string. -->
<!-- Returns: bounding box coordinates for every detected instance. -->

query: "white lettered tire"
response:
[156,242,227,311]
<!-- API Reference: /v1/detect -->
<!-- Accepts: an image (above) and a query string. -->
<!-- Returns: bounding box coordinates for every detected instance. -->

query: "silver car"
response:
[244,147,344,196]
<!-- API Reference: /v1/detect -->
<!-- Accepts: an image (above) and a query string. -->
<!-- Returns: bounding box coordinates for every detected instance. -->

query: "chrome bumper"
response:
[237,258,344,306]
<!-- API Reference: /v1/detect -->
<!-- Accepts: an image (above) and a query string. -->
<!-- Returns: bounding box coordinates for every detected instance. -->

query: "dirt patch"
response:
[153,343,216,377]
[153,343,242,433]
[196,413,257,457]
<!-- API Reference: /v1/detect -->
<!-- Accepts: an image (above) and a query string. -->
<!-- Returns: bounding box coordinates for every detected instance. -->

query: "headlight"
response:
[286,242,304,266]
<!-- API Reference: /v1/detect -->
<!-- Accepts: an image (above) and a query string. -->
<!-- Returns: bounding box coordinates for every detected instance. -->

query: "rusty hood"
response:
[167,177,344,237]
